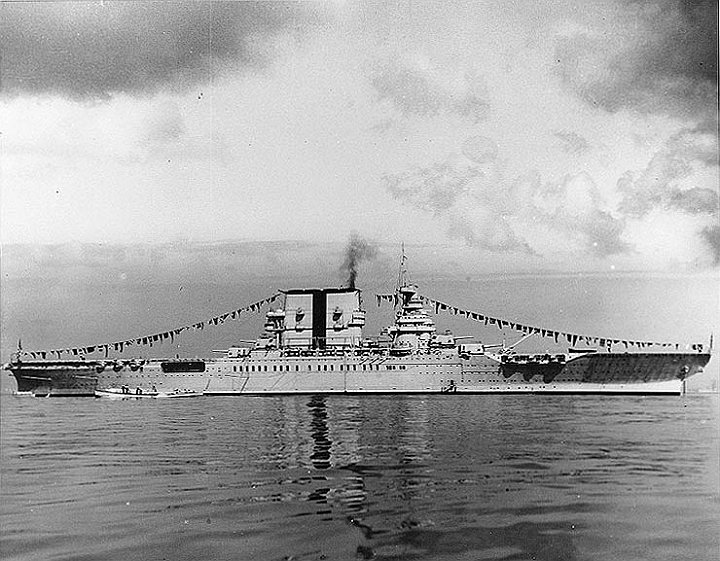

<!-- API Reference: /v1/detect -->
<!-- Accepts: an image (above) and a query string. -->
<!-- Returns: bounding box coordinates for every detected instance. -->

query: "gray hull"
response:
[6,351,710,396]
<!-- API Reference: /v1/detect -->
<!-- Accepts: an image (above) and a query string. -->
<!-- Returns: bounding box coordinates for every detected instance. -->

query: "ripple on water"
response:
[1,394,718,561]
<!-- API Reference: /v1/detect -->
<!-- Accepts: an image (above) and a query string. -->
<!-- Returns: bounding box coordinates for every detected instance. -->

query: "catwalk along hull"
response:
[6,351,710,396]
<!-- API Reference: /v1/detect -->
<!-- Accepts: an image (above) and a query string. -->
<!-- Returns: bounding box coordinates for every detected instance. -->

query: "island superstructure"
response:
[5,274,711,396]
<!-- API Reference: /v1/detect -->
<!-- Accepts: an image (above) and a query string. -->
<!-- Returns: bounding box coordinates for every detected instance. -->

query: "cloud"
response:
[142,102,186,145]
[383,149,532,252]
[384,141,628,257]
[533,173,629,257]
[555,0,717,121]
[1,0,715,272]
[0,2,321,100]
[666,188,719,215]
[368,55,490,121]
[618,128,718,217]
[385,157,482,215]
[700,225,720,265]
[613,126,718,267]
[447,211,534,254]
[462,136,499,164]
[553,131,590,155]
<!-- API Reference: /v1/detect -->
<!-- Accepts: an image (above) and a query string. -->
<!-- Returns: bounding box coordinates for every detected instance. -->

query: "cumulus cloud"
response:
[368,56,490,121]
[617,128,718,217]
[383,145,532,252]
[700,225,720,265]
[554,0,717,122]
[611,119,719,268]
[0,2,320,100]
[384,140,627,257]
[666,188,719,215]
[386,125,718,264]
[447,210,536,255]
[533,173,629,257]
[385,158,483,215]
[447,211,532,253]
[553,131,590,155]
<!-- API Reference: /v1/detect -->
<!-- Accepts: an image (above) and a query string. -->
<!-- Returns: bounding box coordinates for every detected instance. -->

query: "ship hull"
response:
[6,352,710,396]
[6,361,101,397]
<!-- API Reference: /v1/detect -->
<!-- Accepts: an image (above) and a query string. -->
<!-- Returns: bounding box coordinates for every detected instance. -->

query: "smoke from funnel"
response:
[341,233,377,289]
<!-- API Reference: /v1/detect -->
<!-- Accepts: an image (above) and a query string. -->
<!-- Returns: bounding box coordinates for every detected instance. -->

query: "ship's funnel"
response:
[283,288,364,349]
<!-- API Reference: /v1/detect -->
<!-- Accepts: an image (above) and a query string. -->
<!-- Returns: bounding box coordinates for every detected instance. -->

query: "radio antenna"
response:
[396,242,408,289]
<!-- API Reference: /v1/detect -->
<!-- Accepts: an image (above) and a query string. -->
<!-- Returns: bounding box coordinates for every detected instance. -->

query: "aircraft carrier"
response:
[5,276,710,396]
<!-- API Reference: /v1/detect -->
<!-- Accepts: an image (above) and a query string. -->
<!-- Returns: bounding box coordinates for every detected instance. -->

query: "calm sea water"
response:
[1,394,718,561]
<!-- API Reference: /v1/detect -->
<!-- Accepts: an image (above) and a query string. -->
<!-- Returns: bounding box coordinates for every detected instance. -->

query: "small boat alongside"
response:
[94,386,203,399]
[156,389,203,398]
[94,386,157,399]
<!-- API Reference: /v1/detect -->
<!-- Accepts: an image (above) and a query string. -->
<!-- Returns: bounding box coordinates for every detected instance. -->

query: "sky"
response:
[0,0,718,272]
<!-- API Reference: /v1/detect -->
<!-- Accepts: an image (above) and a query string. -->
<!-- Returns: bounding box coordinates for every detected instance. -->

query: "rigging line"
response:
[19,292,282,357]
[409,292,700,349]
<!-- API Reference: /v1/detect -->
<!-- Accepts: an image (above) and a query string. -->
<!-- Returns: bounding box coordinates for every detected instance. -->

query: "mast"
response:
[396,242,408,291]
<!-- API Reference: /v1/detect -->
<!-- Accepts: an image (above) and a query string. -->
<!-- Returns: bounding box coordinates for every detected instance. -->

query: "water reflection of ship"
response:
[304,396,368,519]
[263,394,442,543]
[396,398,432,466]
[268,395,596,559]
[308,395,332,470]
[342,399,443,541]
